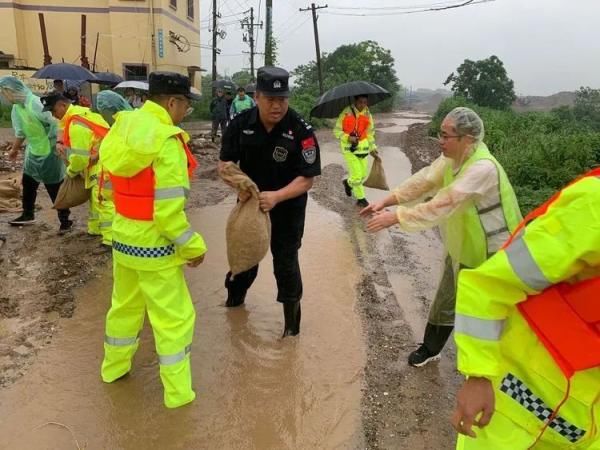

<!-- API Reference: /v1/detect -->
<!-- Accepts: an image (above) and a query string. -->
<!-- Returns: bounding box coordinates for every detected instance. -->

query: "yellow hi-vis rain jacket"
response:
[454,175,600,449]
[99,100,207,269]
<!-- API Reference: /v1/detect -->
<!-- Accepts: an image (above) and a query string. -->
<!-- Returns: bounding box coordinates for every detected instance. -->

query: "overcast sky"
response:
[199,0,600,96]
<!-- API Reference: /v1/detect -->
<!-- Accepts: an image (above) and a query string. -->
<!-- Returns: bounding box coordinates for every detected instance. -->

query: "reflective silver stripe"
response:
[505,238,551,291]
[105,335,137,346]
[173,228,194,246]
[158,344,191,366]
[89,213,99,219]
[99,221,112,228]
[486,226,509,238]
[154,187,187,200]
[455,313,504,341]
[477,202,502,215]
[66,147,90,157]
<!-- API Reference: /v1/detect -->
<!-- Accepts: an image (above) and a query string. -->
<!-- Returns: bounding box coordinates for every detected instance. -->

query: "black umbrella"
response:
[90,71,123,86]
[32,63,97,82]
[310,81,391,118]
[213,79,237,92]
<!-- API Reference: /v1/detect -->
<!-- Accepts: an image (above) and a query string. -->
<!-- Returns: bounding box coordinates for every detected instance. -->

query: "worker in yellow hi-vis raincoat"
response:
[40,92,111,243]
[334,95,377,208]
[99,72,206,408]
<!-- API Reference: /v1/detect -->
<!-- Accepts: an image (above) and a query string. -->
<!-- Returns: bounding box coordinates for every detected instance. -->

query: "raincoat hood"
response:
[100,100,189,177]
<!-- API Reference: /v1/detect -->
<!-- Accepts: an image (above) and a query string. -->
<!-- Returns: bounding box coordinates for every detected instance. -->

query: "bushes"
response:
[431,97,600,214]
[0,103,12,127]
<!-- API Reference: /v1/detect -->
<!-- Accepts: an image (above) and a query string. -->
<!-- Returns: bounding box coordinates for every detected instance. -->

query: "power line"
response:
[325,0,462,10]
[324,0,493,16]
[276,15,311,43]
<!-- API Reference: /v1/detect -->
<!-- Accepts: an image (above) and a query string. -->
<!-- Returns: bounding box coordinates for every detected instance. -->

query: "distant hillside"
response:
[402,88,577,114]
[513,91,576,112]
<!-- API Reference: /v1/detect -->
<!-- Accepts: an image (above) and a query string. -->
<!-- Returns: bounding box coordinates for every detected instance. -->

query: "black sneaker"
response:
[9,213,35,226]
[356,198,369,208]
[59,220,74,235]
[408,344,441,367]
[342,179,352,197]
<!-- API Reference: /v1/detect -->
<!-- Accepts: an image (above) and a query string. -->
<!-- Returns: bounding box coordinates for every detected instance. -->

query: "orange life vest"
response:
[110,135,198,221]
[342,108,371,141]
[504,167,600,378]
[63,114,109,162]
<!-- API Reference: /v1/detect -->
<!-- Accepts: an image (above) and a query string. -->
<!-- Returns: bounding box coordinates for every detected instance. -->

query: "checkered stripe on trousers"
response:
[113,241,175,258]
[500,373,586,443]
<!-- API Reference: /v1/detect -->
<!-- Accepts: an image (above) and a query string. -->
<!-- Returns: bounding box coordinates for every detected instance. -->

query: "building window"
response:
[170,0,177,9]
[123,64,148,81]
[187,0,194,19]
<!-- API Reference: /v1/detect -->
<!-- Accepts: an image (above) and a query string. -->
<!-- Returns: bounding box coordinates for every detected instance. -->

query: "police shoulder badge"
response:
[301,137,317,164]
[273,146,288,162]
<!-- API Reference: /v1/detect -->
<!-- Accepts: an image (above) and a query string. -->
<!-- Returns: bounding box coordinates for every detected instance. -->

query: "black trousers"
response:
[211,119,228,138]
[227,199,307,304]
[22,173,70,224]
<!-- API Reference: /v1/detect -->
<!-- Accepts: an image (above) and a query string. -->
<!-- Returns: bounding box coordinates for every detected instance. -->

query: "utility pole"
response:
[211,0,218,95]
[38,13,52,66]
[299,3,327,95]
[80,15,90,69]
[241,7,263,81]
[264,0,273,66]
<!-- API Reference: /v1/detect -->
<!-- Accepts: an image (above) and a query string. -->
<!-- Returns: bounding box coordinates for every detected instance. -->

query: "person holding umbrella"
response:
[361,107,522,367]
[311,81,391,207]
[0,76,72,232]
[334,94,377,207]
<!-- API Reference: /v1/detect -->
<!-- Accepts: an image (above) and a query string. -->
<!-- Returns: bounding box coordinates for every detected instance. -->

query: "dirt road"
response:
[0,113,461,450]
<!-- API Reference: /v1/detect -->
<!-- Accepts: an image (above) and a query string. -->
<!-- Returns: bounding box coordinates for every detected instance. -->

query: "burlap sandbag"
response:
[0,177,22,213]
[221,163,271,275]
[364,152,390,190]
[53,175,89,209]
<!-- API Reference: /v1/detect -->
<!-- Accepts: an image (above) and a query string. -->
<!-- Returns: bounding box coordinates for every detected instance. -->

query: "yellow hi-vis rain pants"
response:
[88,185,102,236]
[343,151,369,200]
[101,262,196,409]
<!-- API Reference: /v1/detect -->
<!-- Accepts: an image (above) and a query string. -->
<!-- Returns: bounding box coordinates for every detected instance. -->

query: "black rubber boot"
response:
[282,302,301,337]
[342,179,352,197]
[224,271,247,307]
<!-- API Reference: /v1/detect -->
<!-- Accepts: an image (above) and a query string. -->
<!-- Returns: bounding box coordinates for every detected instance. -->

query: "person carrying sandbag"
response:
[218,66,321,338]
[334,95,377,208]
[40,91,110,242]
[0,76,72,233]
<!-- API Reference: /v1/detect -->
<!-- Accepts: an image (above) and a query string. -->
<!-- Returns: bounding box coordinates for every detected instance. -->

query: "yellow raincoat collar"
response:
[140,100,190,143]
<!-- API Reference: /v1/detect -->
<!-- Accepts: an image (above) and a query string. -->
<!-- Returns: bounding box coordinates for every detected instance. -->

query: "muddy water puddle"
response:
[0,199,365,450]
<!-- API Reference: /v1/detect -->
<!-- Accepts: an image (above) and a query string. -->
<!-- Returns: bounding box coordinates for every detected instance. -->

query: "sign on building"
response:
[0,70,54,94]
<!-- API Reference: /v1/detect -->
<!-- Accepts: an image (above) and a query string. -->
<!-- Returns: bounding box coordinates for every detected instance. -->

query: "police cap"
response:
[40,92,71,112]
[149,71,201,101]
[256,66,289,97]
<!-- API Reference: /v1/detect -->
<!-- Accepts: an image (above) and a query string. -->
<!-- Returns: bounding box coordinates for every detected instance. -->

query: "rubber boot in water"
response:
[225,271,247,307]
[282,302,301,337]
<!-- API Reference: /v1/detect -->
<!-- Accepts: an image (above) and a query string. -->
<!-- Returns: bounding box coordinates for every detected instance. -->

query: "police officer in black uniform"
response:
[218,66,321,337]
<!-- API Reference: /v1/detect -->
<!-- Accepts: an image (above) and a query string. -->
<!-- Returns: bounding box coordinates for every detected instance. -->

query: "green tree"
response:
[444,56,516,110]
[290,40,401,119]
[573,86,600,131]
[232,70,252,88]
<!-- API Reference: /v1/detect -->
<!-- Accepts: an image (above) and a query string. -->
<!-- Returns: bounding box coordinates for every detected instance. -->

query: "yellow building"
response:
[0,0,202,88]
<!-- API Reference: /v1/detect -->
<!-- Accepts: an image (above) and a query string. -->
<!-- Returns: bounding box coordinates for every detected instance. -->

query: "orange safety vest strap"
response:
[63,114,109,147]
